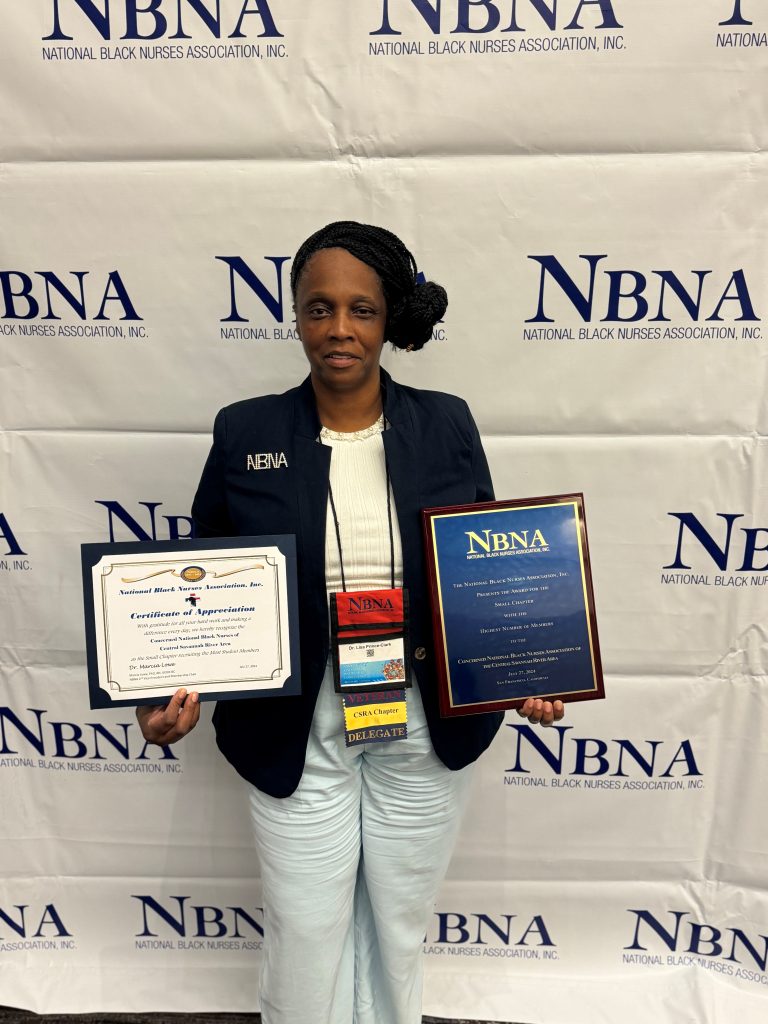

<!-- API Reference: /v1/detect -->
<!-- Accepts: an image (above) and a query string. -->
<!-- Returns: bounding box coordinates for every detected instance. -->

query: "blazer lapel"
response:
[382,373,422,594]
[292,378,331,602]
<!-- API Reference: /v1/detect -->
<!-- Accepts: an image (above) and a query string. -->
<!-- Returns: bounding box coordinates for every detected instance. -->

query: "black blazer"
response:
[192,370,504,797]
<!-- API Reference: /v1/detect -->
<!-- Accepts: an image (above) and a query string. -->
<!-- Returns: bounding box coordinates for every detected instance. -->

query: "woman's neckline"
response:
[320,414,385,442]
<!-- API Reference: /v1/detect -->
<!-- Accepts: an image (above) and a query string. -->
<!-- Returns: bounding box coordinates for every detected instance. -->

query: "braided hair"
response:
[290,221,447,352]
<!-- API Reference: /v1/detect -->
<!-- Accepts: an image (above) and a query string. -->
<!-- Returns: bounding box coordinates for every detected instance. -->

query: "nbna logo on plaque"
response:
[44,0,284,40]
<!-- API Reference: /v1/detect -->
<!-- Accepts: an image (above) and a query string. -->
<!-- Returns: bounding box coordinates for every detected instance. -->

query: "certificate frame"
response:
[81,535,301,709]
[422,494,604,717]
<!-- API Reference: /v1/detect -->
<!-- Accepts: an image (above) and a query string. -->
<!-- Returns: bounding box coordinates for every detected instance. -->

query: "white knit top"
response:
[320,416,404,597]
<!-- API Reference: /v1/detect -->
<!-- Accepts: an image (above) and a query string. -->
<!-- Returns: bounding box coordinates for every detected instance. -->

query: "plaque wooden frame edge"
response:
[421,493,605,718]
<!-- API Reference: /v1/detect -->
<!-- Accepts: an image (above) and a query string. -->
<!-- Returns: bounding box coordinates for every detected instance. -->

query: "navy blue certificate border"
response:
[422,495,604,717]
[81,535,301,709]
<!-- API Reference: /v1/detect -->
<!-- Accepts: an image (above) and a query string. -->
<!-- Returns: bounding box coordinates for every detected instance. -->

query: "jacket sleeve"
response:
[191,408,235,538]
[465,401,495,503]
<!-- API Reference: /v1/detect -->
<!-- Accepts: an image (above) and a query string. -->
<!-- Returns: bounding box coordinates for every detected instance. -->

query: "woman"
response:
[138,221,564,1024]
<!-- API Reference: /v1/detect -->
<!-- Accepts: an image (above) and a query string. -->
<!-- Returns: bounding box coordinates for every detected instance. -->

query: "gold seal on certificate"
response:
[422,494,604,717]
[81,536,300,708]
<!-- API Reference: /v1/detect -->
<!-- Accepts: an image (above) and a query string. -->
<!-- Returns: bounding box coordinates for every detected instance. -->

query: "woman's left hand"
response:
[516,698,565,728]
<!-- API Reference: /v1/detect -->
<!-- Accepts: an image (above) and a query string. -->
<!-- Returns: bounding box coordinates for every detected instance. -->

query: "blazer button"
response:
[414,647,427,661]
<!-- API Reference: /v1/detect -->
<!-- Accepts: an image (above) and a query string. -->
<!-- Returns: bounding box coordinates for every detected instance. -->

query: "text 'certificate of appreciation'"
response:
[423,495,604,717]
[81,535,300,709]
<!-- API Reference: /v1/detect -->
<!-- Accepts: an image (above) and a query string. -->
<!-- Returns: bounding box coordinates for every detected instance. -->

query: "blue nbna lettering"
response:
[216,256,290,323]
[133,895,264,937]
[0,904,72,939]
[432,912,554,945]
[0,271,141,321]
[44,0,283,41]
[95,500,193,542]
[0,514,26,557]
[720,0,753,27]
[525,255,759,324]
[626,910,768,972]
[664,513,768,572]
[0,707,177,761]
[372,0,622,35]
[506,724,702,777]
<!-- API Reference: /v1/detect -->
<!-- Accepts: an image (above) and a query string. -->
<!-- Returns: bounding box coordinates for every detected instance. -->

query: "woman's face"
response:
[294,247,387,395]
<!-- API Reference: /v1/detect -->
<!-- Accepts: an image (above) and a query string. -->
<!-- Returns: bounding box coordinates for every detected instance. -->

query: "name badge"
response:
[329,588,411,694]
[342,689,408,747]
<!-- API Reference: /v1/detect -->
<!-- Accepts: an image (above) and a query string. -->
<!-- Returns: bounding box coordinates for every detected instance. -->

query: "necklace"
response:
[319,414,385,443]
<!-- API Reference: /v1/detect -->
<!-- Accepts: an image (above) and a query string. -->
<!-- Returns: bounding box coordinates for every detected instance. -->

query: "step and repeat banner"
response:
[1,2,768,1022]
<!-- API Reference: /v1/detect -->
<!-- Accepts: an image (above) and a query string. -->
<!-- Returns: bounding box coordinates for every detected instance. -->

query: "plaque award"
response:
[422,494,604,717]
[81,535,301,709]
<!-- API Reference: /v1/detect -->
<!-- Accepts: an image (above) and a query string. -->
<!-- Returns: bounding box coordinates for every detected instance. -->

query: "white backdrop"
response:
[1,2,768,1021]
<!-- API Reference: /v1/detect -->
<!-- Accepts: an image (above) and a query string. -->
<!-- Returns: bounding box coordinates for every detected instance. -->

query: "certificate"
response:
[81,535,300,709]
[422,495,604,717]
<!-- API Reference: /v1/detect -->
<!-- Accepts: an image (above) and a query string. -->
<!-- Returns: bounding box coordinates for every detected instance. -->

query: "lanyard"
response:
[322,426,396,593]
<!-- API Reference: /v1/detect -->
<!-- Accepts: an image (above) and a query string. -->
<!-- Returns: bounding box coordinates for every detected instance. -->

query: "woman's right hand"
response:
[136,688,200,745]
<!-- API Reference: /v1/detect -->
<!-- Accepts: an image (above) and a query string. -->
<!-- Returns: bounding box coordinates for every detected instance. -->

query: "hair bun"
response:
[388,281,448,351]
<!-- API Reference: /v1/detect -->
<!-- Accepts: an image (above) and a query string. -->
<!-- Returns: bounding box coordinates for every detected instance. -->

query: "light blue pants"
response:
[248,664,474,1024]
